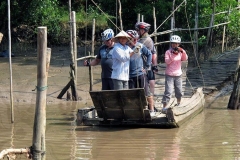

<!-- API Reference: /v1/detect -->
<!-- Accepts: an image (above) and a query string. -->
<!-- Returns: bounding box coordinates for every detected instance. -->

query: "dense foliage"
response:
[0,0,239,60]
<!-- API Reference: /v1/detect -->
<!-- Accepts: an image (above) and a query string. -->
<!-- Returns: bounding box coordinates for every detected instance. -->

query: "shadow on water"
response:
[75,125,174,132]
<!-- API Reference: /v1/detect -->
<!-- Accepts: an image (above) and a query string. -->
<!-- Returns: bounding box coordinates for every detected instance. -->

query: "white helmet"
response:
[170,35,181,43]
[101,29,114,41]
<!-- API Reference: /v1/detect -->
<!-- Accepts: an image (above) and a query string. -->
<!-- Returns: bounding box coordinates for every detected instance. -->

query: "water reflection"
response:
[0,91,240,159]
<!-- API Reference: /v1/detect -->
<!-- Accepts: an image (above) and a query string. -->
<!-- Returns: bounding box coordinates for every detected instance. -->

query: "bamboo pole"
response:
[149,21,230,38]
[209,1,216,48]
[137,13,140,22]
[8,0,14,123]
[46,48,51,77]
[0,32,3,43]
[57,11,78,100]
[153,7,157,52]
[0,148,30,159]
[171,0,175,37]
[225,7,231,51]
[91,19,95,56]
[72,11,77,82]
[118,0,123,30]
[195,0,199,64]
[89,19,95,91]
[69,0,73,62]
[76,55,96,61]
[204,14,214,60]
[85,0,88,56]
[32,26,48,160]
[194,14,199,64]
[222,25,226,53]
[115,0,118,33]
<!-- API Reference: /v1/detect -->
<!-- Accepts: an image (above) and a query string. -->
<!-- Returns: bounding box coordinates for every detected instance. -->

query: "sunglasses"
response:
[104,38,112,42]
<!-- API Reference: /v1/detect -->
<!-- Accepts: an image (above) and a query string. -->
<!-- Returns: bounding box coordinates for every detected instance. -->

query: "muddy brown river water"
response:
[0,47,240,159]
[1,87,240,160]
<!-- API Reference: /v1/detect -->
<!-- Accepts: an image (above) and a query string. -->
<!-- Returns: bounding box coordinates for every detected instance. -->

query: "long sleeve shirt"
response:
[129,42,152,78]
[111,43,133,81]
[165,48,188,76]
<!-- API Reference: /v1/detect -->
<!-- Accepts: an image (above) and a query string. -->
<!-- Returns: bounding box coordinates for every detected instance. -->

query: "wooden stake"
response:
[89,19,96,91]
[57,11,78,100]
[32,27,48,160]
[72,11,77,82]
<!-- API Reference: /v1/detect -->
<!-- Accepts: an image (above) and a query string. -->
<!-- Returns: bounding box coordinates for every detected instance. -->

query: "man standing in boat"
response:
[135,22,158,97]
[162,35,188,112]
[84,28,115,90]
[126,30,155,116]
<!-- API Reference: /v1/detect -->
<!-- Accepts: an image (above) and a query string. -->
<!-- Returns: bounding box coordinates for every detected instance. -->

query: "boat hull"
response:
[77,88,205,128]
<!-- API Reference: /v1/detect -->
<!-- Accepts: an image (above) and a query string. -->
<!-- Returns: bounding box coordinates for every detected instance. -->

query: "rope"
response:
[91,0,205,94]
[30,146,46,156]
[183,1,206,91]
[150,0,187,37]
[91,0,121,32]
[32,86,48,91]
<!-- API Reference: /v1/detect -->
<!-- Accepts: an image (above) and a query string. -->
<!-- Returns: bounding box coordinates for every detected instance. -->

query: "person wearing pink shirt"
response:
[162,35,188,112]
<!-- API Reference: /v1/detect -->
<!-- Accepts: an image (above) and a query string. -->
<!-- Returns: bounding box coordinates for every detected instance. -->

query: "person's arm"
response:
[179,48,188,61]
[89,58,101,66]
[165,50,176,65]
[84,58,100,66]
[114,47,130,62]
[152,53,158,66]
[141,46,152,68]
[149,39,158,66]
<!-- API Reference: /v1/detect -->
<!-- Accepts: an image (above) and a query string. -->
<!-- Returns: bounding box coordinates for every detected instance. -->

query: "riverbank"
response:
[0,46,102,108]
[0,46,238,108]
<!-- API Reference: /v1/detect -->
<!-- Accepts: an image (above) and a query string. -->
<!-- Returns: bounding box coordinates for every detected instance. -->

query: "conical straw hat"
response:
[114,30,131,38]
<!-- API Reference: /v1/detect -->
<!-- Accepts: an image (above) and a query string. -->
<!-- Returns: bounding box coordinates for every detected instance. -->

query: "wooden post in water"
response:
[32,27,48,160]
[57,11,78,100]
[89,19,95,91]
[71,11,78,100]
[227,53,240,110]
[72,11,77,82]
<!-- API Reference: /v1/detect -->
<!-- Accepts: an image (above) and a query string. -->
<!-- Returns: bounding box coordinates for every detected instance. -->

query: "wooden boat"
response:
[77,87,205,128]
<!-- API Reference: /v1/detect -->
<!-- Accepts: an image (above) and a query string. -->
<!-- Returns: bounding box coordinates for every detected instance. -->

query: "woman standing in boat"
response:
[162,35,188,112]
[111,30,138,90]
[126,30,155,116]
